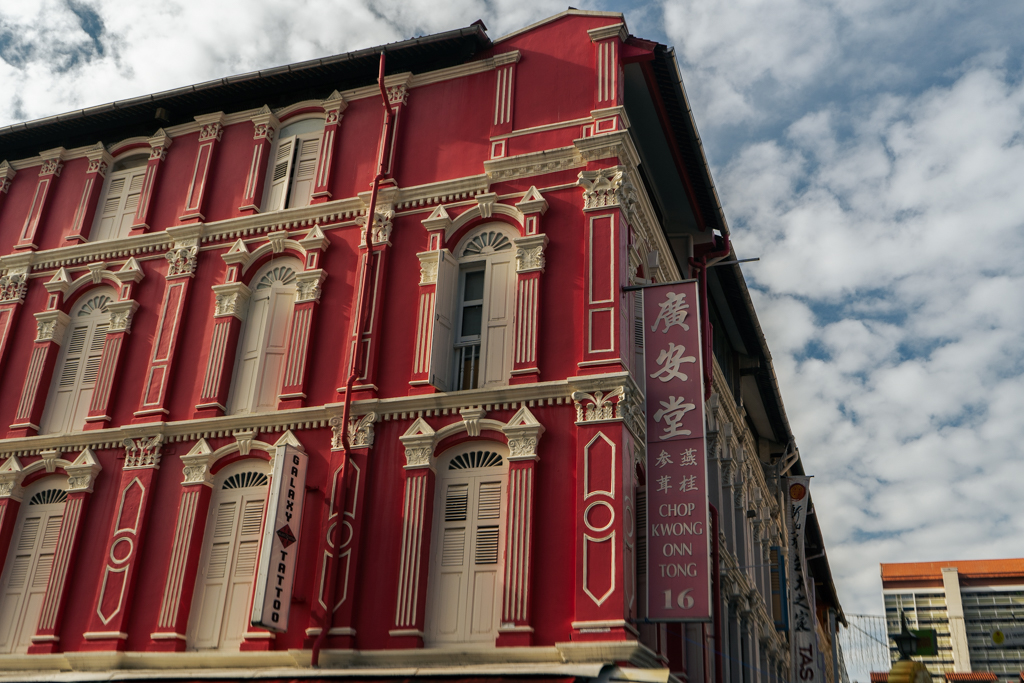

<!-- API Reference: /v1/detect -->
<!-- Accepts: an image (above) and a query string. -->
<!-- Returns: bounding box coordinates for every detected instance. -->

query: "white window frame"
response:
[225,258,301,415]
[186,458,271,651]
[447,225,517,391]
[261,117,325,213]
[39,288,116,435]
[0,477,68,654]
[424,442,509,646]
[90,154,149,242]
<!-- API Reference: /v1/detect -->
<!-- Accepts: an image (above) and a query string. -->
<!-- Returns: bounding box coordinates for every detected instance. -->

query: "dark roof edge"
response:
[652,45,730,237]
[0,24,491,141]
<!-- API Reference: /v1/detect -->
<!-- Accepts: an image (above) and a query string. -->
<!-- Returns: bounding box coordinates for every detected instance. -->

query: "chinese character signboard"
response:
[643,281,711,622]
[252,444,308,632]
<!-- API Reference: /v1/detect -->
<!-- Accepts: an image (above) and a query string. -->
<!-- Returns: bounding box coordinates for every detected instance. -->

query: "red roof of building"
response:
[944,674,997,682]
[870,673,889,683]
[881,558,1024,588]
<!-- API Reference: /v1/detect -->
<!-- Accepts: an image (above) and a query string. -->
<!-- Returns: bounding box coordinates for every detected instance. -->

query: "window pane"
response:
[461,304,482,337]
[463,271,484,301]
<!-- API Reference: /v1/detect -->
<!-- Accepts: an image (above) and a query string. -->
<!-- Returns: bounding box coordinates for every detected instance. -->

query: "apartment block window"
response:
[262,118,323,212]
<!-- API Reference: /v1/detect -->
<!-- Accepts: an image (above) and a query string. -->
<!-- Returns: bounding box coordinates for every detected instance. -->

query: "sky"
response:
[1,0,1023,665]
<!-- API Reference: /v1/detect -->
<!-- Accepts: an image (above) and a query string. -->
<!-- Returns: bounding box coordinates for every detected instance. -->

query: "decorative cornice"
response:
[587,23,629,42]
[0,372,637,460]
[484,146,584,182]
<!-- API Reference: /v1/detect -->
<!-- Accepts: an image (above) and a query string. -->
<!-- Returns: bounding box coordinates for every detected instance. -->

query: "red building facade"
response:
[0,11,843,682]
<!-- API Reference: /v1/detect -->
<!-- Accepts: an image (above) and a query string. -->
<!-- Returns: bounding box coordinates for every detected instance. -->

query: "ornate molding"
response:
[577,165,637,212]
[572,386,626,423]
[34,310,70,343]
[0,160,15,193]
[399,418,435,471]
[387,84,409,106]
[295,269,325,304]
[513,234,548,273]
[360,206,394,246]
[124,435,163,469]
[0,456,23,500]
[147,129,171,161]
[65,448,102,493]
[330,411,377,451]
[0,270,28,303]
[504,406,545,461]
[165,246,198,278]
[211,282,251,319]
[416,249,448,286]
[198,123,223,142]
[180,438,214,486]
[484,146,584,182]
[107,300,139,333]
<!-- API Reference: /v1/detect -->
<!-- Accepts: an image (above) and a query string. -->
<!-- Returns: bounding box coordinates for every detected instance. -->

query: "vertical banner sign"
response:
[252,444,308,631]
[643,281,712,622]
[786,476,823,683]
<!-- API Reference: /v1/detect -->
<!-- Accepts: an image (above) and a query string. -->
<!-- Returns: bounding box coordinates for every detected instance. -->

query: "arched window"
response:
[186,460,270,650]
[262,118,323,212]
[0,479,68,653]
[90,154,149,242]
[451,225,516,390]
[39,289,115,434]
[226,258,301,415]
[424,442,509,645]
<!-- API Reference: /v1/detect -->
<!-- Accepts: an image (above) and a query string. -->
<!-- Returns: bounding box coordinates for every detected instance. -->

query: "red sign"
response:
[643,281,711,622]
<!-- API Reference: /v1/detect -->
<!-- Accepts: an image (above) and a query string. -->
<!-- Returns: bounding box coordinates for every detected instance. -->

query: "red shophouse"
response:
[0,10,844,683]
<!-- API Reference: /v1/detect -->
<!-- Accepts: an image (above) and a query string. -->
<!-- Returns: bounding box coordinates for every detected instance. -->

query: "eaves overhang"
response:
[643,44,730,237]
[0,24,491,161]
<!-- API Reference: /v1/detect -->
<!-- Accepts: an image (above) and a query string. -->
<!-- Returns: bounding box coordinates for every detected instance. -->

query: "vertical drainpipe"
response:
[311,51,396,669]
[712,504,723,683]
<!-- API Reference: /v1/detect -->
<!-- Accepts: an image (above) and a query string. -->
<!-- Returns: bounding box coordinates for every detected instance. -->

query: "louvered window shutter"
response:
[428,251,458,391]
[264,137,296,212]
[481,254,513,388]
[116,169,146,238]
[253,286,295,412]
[93,176,127,242]
[633,291,646,393]
[189,475,268,650]
[41,323,89,435]
[0,502,65,654]
[286,134,321,210]
[636,486,648,617]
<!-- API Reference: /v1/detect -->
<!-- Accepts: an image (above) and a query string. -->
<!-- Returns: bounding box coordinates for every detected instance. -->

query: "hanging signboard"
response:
[786,476,825,683]
[251,444,308,632]
[643,281,712,622]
